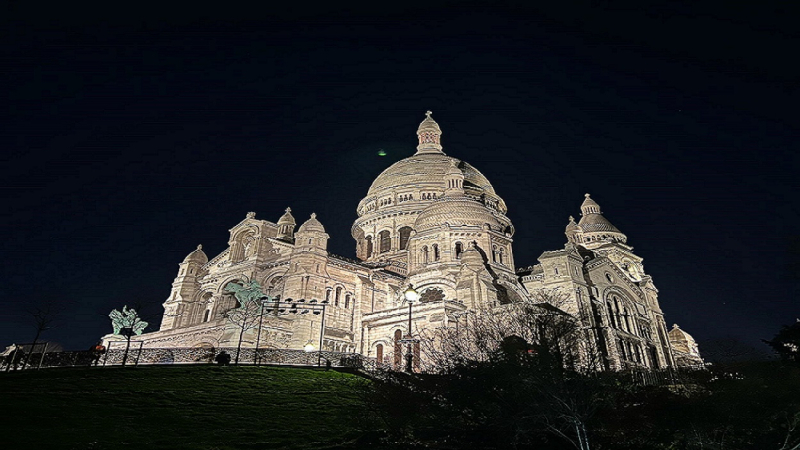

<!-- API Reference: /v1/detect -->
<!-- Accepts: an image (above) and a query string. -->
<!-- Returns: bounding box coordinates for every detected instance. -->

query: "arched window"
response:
[492,245,498,262]
[379,230,391,253]
[499,248,505,265]
[399,227,412,250]
[197,293,213,324]
[344,294,350,309]
[365,236,373,258]
[335,286,342,306]
[422,246,429,264]
[325,289,331,303]
[623,307,631,332]
[454,242,463,259]
[607,301,616,328]
[376,344,383,364]
[432,244,440,261]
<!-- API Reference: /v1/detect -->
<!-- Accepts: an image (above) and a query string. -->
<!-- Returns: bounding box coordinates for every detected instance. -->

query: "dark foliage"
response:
[764,321,800,363]
[368,356,800,449]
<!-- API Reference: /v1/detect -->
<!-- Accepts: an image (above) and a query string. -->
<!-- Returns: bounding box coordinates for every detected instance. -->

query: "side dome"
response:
[297,213,326,234]
[414,196,511,234]
[183,245,208,264]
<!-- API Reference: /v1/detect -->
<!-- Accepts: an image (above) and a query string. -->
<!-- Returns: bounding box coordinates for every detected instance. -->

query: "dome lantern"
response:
[416,111,444,155]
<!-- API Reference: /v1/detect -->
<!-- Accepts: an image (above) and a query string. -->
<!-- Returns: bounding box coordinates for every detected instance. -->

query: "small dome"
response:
[565,216,580,233]
[183,245,208,264]
[297,213,326,234]
[445,160,462,176]
[414,196,509,233]
[277,207,296,225]
[669,324,701,358]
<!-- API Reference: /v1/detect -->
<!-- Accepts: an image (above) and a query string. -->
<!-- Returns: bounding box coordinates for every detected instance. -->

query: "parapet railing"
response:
[1,347,377,371]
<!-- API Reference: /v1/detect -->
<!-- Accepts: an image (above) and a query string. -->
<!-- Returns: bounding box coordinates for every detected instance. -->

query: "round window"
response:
[605,273,614,283]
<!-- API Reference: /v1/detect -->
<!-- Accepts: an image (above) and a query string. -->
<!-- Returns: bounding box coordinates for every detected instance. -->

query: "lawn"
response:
[0,365,375,450]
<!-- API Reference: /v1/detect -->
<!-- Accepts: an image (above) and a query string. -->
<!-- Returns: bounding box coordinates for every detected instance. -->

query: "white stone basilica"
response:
[115,112,702,370]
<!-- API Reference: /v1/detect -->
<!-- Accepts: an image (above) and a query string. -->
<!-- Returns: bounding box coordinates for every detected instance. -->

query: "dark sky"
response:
[1,1,797,354]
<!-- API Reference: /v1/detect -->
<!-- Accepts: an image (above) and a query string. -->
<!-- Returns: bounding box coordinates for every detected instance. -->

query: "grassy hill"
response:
[0,365,374,450]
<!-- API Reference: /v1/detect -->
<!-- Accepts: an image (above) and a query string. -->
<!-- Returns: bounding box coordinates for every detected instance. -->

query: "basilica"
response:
[112,112,702,370]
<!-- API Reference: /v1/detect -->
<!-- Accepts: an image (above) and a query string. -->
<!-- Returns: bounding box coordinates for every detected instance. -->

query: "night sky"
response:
[2,2,797,356]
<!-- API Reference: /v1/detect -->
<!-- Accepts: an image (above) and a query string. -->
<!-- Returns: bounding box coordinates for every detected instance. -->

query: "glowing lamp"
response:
[403,285,419,302]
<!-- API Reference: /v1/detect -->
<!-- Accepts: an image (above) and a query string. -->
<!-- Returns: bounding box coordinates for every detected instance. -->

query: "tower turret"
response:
[565,216,582,243]
[443,160,465,197]
[294,213,329,254]
[161,245,207,331]
[276,207,296,242]
[576,194,627,247]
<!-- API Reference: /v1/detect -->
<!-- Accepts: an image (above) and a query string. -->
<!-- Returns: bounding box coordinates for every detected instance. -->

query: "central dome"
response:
[351,112,512,265]
[365,153,498,201]
[358,112,506,217]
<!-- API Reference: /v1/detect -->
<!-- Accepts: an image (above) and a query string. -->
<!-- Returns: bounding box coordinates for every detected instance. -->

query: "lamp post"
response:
[399,284,420,372]
[253,300,267,365]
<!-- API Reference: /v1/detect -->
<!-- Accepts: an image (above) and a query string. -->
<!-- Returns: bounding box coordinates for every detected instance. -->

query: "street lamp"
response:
[400,284,420,372]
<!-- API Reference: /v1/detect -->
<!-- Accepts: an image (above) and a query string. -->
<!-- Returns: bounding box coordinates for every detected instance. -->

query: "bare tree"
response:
[21,300,63,370]
[411,289,605,450]
[418,289,596,373]
[223,296,267,365]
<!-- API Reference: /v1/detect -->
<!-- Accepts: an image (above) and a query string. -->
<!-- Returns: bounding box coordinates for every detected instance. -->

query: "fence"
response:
[621,365,709,387]
[1,347,376,371]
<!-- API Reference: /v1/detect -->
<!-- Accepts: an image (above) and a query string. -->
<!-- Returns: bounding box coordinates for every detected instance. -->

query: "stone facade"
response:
[110,111,701,370]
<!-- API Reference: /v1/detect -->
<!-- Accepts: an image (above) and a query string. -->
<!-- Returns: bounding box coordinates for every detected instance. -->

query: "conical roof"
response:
[577,194,623,234]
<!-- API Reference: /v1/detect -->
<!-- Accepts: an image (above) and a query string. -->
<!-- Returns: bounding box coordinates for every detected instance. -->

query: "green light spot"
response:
[377,149,387,157]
